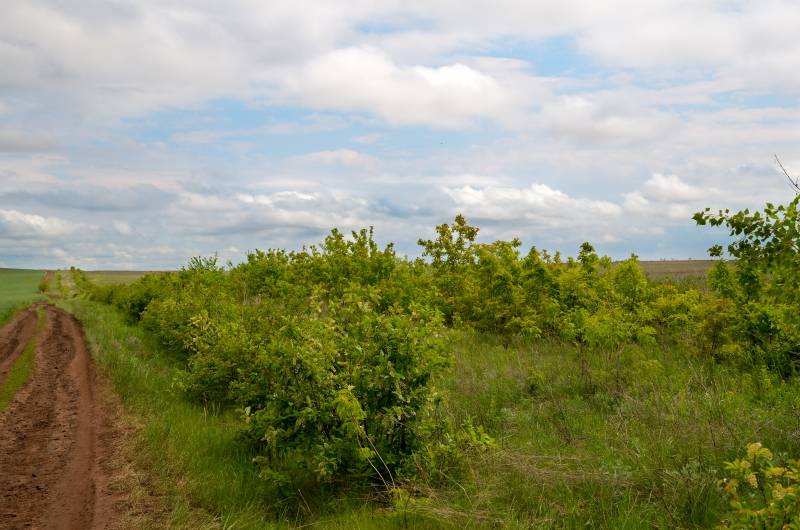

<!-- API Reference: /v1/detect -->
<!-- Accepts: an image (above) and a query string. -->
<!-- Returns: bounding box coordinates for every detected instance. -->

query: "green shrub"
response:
[719,443,800,528]
[695,197,800,376]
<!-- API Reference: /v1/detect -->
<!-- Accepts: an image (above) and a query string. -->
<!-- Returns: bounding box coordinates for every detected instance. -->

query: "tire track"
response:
[0,307,38,387]
[0,304,125,529]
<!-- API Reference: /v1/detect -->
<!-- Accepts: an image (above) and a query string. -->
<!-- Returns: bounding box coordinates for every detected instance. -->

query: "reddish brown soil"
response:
[0,306,38,388]
[0,304,127,529]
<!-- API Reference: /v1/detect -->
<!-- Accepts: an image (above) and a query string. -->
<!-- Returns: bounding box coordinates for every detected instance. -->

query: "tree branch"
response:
[775,154,800,194]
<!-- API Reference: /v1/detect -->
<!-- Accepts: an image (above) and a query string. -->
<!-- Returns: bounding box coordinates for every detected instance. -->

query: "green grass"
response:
[59,298,274,529]
[426,332,800,528]
[0,269,46,327]
[0,307,44,412]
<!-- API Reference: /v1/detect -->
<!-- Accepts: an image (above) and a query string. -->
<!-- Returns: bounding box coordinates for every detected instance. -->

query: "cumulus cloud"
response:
[1,1,798,267]
[283,47,529,128]
[444,183,621,223]
[541,96,680,145]
[0,209,81,238]
[623,174,725,220]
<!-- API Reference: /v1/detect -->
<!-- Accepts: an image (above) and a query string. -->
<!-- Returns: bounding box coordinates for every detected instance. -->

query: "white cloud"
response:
[0,209,80,238]
[541,95,680,145]
[0,0,797,123]
[1,1,798,267]
[443,183,622,225]
[282,47,529,128]
[639,173,708,203]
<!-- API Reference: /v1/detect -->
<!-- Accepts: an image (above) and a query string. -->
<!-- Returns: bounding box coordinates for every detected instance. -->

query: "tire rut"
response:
[0,304,125,529]
[0,307,38,387]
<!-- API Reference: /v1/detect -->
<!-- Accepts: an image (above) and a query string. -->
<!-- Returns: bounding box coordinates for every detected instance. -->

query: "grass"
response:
[425,332,800,528]
[58,298,274,529]
[0,268,46,327]
[0,307,44,412]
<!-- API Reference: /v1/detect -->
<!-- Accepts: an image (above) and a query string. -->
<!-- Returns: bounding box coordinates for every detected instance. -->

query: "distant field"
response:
[638,259,717,279]
[84,271,157,285]
[83,264,713,285]
[0,269,46,325]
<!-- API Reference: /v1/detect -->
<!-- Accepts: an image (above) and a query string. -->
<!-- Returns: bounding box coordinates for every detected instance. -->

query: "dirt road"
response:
[0,304,125,529]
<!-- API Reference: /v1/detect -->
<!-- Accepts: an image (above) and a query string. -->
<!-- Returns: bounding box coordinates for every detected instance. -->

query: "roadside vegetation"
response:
[60,194,800,528]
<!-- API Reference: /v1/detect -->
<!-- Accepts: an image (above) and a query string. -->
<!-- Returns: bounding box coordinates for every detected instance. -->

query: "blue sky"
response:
[0,0,798,269]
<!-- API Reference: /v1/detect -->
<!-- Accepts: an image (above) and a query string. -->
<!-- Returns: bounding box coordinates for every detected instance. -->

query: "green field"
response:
[0,269,46,326]
[84,270,158,286]
[82,263,711,287]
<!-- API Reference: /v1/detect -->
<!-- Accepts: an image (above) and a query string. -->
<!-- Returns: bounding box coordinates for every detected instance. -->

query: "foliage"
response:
[695,196,800,375]
[37,272,50,293]
[68,208,800,527]
[720,443,800,529]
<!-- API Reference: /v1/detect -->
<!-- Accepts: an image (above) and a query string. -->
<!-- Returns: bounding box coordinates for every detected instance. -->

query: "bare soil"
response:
[0,304,129,529]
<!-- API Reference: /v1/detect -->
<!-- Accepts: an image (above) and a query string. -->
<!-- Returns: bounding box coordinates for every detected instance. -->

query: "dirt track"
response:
[0,304,125,529]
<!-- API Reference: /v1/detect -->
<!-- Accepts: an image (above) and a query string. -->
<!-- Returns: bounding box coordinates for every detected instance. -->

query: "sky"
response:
[1,0,799,270]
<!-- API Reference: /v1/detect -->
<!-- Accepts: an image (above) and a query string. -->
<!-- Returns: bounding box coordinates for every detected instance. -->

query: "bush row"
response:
[73,207,794,492]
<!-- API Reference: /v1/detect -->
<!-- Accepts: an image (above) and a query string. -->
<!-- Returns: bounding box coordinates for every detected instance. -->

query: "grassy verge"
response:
[59,298,274,529]
[0,307,44,412]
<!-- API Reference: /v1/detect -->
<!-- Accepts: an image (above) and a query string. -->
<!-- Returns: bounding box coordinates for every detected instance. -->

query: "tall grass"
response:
[422,331,800,528]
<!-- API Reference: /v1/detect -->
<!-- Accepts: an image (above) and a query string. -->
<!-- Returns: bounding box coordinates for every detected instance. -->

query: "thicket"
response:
[75,219,698,485]
[73,197,799,524]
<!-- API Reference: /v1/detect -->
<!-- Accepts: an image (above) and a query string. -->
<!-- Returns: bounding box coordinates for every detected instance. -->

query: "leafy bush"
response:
[74,215,752,496]
[695,196,800,376]
[720,443,800,528]
[37,273,50,293]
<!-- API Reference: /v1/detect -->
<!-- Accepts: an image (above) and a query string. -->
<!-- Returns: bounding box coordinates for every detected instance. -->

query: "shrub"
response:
[695,196,800,376]
[719,443,800,528]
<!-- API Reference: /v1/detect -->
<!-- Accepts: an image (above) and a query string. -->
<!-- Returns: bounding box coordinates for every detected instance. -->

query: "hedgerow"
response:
[73,209,793,504]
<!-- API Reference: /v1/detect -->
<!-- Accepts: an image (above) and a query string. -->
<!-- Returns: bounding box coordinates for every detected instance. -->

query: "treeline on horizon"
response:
[71,195,800,527]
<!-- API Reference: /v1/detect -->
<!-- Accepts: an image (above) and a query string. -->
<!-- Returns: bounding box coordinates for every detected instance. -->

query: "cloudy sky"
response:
[1,0,799,269]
